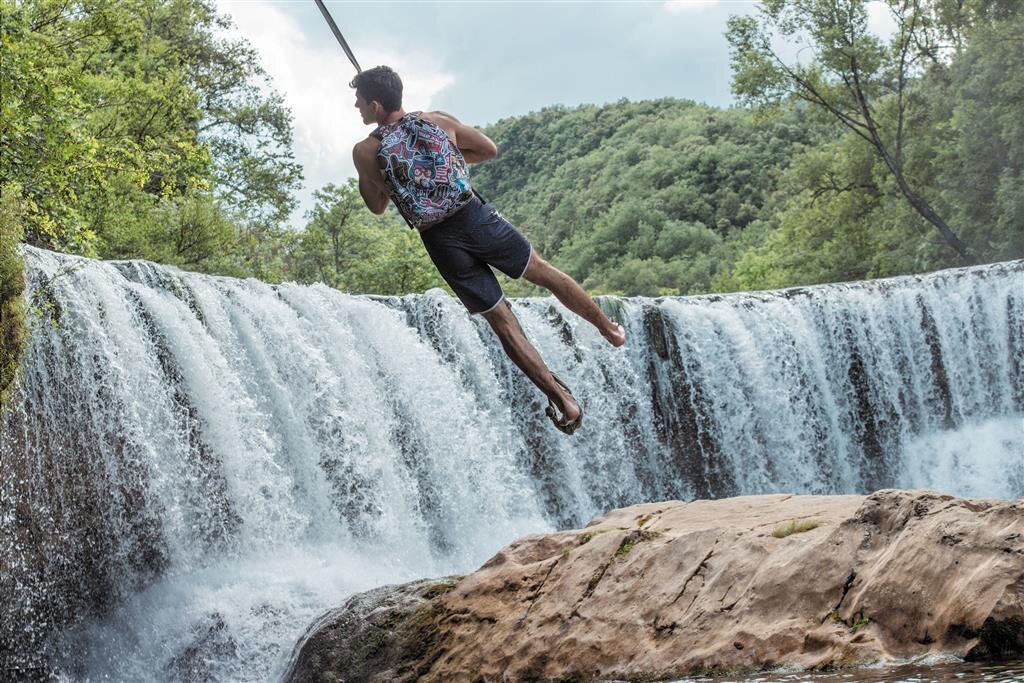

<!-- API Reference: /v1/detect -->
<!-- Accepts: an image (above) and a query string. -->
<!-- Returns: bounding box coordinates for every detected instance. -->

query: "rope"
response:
[313,0,362,73]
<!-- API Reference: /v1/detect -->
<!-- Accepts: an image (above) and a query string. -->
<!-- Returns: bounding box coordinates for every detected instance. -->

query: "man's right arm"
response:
[352,140,390,214]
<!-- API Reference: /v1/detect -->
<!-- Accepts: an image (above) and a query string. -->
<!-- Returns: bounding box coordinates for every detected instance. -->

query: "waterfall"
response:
[2,246,1021,680]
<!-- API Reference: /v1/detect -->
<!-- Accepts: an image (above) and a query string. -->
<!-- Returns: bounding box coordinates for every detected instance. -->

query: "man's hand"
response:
[352,139,390,214]
[424,111,498,164]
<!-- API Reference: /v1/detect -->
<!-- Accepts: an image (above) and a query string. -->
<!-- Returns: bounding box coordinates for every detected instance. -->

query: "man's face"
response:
[354,93,377,125]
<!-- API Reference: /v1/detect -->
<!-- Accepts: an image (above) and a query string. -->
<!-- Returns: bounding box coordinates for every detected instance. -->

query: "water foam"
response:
[2,248,1020,680]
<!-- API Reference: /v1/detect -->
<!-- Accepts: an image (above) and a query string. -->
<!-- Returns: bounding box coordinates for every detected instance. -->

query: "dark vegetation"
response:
[0,186,26,404]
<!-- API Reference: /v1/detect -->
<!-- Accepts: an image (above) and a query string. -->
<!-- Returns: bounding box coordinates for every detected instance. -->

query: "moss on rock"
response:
[283,576,463,683]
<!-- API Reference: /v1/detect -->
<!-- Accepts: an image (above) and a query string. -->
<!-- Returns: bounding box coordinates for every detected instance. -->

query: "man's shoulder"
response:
[422,110,462,125]
[420,111,462,141]
[353,136,381,158]
[354,135,380,150]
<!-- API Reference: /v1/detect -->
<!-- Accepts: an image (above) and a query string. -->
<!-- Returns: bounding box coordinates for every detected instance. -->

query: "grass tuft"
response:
[850,616,870,633]
[772,519,821,538]
[614,529,662,559]
[577,527,614,546]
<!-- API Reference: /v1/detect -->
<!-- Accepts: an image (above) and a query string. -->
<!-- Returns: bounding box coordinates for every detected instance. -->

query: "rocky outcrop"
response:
[285,490,1024,682]
[284,578,462,682]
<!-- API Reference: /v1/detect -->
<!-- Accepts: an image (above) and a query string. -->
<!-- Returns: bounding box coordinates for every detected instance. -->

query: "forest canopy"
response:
[476,1,1022,295]
[2,0,1021,299]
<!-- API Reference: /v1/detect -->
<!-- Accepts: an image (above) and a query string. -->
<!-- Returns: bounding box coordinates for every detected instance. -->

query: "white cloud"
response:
[663,0,720,13]
[215,1,455,226]
[866,1,898,40]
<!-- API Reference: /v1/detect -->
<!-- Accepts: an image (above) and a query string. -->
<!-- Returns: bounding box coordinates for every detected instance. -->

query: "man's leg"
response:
[482,299,581,423]
[523,252,626,347]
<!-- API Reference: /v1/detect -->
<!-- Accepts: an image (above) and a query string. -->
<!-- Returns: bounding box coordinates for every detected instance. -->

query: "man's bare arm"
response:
[427,111,498,163]
[352,141,390,214]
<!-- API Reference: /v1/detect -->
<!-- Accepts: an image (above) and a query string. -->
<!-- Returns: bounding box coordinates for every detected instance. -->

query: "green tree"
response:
[1,0,129,254]
[474,99,812,296]
[1,0,301,277]
[185,0,303,276]
[725,0,1003,264]
[0,185,26,407]
[928,6,1024,262]
[100,188,239,272]
[287,180,443,295]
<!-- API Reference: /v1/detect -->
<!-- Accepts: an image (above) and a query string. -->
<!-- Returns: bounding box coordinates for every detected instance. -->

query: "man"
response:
[351,66,625,435]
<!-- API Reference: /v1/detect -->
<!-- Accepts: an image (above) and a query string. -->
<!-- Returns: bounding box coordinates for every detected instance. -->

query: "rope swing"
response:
[313,0,362,73]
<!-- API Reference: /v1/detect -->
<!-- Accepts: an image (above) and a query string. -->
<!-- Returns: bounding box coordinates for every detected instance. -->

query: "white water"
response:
[1,247,1020,681]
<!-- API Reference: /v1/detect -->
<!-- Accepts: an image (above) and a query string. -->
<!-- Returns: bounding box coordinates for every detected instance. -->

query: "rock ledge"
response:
[286,490,1023,682]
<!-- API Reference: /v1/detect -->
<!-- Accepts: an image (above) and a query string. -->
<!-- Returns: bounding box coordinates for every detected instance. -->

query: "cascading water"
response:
[1,246,1021,681]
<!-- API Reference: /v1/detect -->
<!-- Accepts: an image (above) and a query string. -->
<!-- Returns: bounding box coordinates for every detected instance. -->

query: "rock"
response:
[285,490,1024,682]
[284,577,463,683]
[166,611,239,682]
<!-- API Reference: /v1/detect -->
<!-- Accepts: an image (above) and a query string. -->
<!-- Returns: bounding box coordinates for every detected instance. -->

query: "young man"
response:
[350,66,625,435]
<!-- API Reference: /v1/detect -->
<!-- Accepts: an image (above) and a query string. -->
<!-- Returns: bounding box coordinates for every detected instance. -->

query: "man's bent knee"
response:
[481,298,513,326]
[482,301,528,346]
[523,252,559,287]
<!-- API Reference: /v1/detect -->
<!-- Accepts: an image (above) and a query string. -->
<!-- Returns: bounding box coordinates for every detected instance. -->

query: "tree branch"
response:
[771,52,875,145]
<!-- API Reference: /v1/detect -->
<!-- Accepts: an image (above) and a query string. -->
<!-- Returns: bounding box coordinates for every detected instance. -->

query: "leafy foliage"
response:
[286,180,444,295]
[2,0,300,276]
[473,99,814,295]
[0,185,26,407]
[474,3,1022,295]
[721,1,1023,289]
[726,0,985,262]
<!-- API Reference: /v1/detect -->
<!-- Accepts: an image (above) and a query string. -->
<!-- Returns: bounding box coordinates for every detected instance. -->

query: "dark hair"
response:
[349,66,402,113]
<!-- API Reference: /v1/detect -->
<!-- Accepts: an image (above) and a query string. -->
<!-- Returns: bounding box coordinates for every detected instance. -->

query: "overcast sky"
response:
[213,1,894,226]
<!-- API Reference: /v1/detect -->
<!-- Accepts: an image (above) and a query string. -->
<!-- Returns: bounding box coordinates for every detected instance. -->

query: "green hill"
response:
[473,99,812,295]
[473,2,1023,297]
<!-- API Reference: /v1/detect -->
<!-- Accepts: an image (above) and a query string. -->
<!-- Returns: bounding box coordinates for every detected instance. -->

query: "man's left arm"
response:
[428,112,498,164]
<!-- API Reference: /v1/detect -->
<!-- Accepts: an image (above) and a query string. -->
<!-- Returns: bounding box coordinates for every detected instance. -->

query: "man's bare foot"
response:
[547,375,582,433]
[602,323,626,348]
[558,388,582,423]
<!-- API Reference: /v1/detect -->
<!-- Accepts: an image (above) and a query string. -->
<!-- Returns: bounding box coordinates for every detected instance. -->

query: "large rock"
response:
[284,578,462,683]
[285,490,1024,682]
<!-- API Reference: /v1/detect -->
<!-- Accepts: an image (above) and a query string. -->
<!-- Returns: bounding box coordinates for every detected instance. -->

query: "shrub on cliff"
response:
[0,184,27,408]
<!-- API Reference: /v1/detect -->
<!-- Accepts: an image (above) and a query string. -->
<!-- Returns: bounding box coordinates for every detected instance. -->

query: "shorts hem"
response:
[516,246,534,279]
[472,295,506,316]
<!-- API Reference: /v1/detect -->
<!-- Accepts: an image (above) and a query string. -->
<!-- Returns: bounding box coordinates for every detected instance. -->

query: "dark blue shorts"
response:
[419,196,533,314]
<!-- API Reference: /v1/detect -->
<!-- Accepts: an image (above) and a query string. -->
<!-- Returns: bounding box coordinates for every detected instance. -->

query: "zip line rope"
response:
[313,0,362,73]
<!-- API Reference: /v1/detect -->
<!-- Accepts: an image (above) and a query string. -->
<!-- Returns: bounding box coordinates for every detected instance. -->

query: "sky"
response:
[213,0,896,226]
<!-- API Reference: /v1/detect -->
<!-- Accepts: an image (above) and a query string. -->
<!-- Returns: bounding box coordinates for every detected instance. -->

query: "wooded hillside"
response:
[476,1,1022,295]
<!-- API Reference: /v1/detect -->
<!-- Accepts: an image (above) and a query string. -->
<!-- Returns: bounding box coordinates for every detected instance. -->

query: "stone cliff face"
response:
[285,490,1024,682]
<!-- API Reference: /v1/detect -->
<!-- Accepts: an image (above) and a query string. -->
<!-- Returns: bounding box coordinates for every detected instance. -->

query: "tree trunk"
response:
[876,146,976,265]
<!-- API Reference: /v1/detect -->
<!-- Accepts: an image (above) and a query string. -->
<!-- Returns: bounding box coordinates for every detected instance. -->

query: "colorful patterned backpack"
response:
[371,112,474,229]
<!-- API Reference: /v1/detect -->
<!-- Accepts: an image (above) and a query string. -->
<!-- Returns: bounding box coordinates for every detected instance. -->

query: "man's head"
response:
[350,66,402,125]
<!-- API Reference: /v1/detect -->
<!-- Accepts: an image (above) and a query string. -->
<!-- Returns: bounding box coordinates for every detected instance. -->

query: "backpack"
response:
[372,112,474,229]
